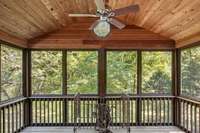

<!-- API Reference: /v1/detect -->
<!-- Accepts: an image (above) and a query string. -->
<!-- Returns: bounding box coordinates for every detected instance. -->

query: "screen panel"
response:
[107,51,137,94]
[31,51,62,95]
[142,51,172,94]
[67,51,98,94]
[1,45,22,101]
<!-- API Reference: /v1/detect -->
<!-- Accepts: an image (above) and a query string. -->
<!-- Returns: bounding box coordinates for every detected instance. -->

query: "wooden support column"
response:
[173,49,181,126]
[62,50,67,95]
[62,50,67,124]
[23,49,32,126]
[0,45,1,102]
[98,48,106,97]
[136,50,142,125]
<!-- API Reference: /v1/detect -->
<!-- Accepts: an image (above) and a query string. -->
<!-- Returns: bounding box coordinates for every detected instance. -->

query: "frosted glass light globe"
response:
[93,20,110,38]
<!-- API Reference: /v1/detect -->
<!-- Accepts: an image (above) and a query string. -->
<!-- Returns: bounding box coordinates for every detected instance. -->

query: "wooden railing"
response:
[0,97,27,133]
[0,95,181,133]
[30,95,174,126]
[140,97,173,126]
[177,97,200,133]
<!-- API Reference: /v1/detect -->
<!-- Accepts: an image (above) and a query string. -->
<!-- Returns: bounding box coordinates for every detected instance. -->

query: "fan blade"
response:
[112,4,139,16]
[89,20,100,30]
[68,14,98,17]
[95,0,105,10]
[109,18,126,29]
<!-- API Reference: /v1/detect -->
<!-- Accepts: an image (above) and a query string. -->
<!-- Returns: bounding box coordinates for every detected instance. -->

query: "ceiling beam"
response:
[0,30,27,48]
[28,25,175,49]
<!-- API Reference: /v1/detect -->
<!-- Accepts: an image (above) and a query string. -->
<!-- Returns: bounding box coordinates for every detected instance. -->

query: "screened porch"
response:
[0,0,200,133]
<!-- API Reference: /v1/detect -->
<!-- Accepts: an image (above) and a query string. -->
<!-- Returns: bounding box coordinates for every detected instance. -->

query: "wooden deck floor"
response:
[21,126,185,133]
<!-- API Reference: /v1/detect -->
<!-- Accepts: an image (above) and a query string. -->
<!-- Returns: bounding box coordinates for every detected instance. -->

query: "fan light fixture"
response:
[93,18,111,38]
[68,0,140,38]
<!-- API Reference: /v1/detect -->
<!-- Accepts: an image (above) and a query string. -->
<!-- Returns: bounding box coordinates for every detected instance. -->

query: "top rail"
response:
[0,97,27,108]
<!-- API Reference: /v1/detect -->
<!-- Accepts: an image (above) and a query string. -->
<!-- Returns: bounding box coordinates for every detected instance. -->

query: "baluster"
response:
[59,99,62,124]
[191,103,193,132]
[147,98,149,125]
[183,100,185,128]
[39,99,42,125]
[194,104,197,133]
[3,108,5,133]
[19,102,22,129]
[167,98,170,125]
[8,106,10,133]
[186,102,188,131]
[55,99,58,124]
[44,99,46,124]
[15,104,18,130]
[11,104,14,133]
[159,98,162,125]
[155,98,158,126]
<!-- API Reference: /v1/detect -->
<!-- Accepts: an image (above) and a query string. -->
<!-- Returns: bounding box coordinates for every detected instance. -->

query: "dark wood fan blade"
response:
[112,4,139,16]
[109,18,126,29]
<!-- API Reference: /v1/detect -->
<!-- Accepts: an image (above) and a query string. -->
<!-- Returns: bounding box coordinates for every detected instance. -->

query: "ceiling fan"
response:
[68,0,139,38]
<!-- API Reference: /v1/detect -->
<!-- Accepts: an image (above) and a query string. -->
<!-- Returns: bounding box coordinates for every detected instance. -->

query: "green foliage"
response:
[144,70,171,94]
[181,47,200,97]
[142,52,172,94]
[107,51,137,94]
[67,51,98,94]
[0,47,178,99]
[32,51,62,95]
[1,45,22,101]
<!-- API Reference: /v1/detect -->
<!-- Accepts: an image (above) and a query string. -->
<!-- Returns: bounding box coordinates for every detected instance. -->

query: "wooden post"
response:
[173,49,181,126]
[23,49,32,126]
[62,50,67,124]
[136,50,142,125]
[98,48,106,97]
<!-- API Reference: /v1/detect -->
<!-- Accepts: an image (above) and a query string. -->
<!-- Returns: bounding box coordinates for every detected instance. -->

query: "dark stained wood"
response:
[98,49,106,96]
[136,51,142,125]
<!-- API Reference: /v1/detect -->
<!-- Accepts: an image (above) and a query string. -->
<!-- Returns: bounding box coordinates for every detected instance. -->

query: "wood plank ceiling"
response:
[0,0,200,48]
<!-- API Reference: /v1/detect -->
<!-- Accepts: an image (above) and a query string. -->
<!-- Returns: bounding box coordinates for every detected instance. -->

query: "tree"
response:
[144,70,171,94]
[181,47,200,97]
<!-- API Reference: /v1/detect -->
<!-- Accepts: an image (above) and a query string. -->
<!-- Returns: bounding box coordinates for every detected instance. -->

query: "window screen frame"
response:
[106,49,138,95]
[0,42,23,102]
[180,45,200,99]
[141,50,173,95]
[66,49,99,95]
[31,50,63,96]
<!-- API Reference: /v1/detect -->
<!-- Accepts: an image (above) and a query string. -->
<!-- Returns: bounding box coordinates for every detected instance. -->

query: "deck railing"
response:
[177,96,200,133]
[0,97,27,133]
[30,95,174,126]
[1,95,200,133]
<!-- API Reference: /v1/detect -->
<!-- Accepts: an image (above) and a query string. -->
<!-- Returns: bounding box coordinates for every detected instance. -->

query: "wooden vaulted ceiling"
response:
[0,0,200,48]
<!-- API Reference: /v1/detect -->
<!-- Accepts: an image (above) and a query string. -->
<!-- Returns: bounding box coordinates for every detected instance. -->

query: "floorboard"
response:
[21,126,185,133]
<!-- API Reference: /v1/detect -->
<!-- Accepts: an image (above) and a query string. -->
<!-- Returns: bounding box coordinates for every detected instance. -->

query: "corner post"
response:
[23,49,32,127]
[173,49,181,126]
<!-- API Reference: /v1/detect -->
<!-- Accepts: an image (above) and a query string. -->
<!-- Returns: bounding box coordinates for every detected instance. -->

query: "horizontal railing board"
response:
[0,97,27,108]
